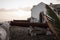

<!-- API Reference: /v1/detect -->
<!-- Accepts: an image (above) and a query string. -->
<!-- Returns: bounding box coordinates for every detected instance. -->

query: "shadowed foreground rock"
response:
[10,26,57,40]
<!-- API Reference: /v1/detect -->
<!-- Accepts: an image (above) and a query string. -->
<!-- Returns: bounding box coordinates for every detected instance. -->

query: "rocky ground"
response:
[10,26,57,40]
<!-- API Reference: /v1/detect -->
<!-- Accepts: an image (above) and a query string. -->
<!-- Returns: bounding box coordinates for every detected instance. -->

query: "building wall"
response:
[31,2,46,22]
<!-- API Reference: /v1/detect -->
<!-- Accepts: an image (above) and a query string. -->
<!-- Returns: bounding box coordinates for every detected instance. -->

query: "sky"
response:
[0,0,60,22]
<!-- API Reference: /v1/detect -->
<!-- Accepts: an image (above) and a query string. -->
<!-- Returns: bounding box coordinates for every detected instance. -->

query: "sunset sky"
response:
[0,0,60,22]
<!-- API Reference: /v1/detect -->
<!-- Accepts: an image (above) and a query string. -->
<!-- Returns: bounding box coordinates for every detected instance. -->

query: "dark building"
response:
[50,3,60,15]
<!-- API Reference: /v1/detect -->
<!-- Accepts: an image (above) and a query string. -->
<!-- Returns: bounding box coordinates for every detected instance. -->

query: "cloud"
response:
[0,7,31,12]
[19,7,31,11]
